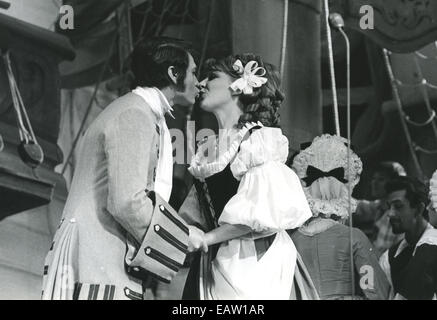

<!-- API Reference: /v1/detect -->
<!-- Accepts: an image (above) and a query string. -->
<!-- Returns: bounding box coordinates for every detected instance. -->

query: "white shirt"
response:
[132,86,173,201]
[379,223,437,299]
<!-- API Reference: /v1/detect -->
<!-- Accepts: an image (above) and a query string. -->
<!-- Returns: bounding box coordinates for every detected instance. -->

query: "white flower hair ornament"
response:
[229,59,268,95]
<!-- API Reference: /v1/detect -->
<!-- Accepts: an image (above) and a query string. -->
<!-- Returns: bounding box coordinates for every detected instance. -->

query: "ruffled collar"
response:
[303,191,358,220]
[132,86,174,120]
[189,122,266,181]
[298,217,339,236]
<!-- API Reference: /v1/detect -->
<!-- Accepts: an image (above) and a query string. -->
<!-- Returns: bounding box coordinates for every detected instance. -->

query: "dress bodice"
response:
[291,223,390,300]
[182,125,316,300]
[204,164,240,221]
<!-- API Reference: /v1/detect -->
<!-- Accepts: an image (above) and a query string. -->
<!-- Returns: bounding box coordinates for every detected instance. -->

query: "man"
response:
[355,162,406,256]
[379,176,437,300]
[42,38,205,300]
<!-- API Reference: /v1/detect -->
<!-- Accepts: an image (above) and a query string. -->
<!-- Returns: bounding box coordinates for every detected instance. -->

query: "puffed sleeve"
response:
[104,108,155,244]
[218,128,312,232]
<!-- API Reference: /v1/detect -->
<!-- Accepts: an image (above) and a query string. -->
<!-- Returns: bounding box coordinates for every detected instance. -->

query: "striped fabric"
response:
[41,218,78,300]
[72,284,117,300]
[125,191,190,284]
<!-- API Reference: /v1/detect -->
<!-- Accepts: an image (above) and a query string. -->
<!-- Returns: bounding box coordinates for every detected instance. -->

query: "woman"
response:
[290,134,391,300]
[179,54,317,299]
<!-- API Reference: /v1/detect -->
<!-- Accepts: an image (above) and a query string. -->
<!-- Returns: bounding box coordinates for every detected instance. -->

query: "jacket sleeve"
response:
[104,108,155,244]
[353,228,392,300]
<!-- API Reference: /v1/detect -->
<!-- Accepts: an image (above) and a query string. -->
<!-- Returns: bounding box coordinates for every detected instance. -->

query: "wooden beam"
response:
[0,168,53,221]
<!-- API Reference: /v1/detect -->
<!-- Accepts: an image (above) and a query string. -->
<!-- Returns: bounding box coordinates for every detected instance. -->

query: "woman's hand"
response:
[187,225,208,253]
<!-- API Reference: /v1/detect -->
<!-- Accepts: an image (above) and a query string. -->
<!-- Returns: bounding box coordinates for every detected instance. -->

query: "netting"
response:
[383,45,437,179]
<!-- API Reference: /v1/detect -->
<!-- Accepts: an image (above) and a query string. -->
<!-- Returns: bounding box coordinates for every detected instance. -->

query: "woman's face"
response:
[198,70,236,112]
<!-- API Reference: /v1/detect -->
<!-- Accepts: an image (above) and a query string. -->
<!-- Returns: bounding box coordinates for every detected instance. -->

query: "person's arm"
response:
[353,229,392,300]
[105,108,155,244]
[204,223,252,246]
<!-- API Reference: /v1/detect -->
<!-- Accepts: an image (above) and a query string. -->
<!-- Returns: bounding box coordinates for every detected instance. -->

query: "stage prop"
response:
[0,13,75,220]
[331,0,437,179]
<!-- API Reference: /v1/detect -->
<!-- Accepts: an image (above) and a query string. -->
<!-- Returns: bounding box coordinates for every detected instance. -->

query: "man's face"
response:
[174,53,199,106]
[387,189,418,234]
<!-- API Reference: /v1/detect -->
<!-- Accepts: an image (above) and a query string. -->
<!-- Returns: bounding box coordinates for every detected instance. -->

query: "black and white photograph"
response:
[1,0,437,306]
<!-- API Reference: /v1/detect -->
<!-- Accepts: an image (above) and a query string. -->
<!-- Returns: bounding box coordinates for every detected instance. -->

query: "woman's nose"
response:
[199,79,207,87]
[196,79,207,91]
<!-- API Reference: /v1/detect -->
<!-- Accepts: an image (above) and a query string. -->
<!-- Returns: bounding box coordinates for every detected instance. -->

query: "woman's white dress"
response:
[182,124,313,299]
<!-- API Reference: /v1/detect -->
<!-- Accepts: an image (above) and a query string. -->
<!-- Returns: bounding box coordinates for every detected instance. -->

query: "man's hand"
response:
[187,225,208,253]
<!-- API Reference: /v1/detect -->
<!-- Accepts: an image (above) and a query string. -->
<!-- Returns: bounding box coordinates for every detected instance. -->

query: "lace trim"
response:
[292,134,363,219]
[188,123,261,181]
[304,191,358,220]
[298,217,339,236]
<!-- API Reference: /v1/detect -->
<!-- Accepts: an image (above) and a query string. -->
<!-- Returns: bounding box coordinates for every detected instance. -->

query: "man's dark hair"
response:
[131,37,196,90]
[385,176,429,216]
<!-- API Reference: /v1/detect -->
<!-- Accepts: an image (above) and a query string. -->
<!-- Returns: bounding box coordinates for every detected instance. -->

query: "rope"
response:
[412,55,437,138]
[338,26,355,298]
[383,49,425,179]
[415,51,437,60]
[3,51,39,145]
[387,48,437,160]
[323,0,340,136]
[279,0,289,81]
[414,144,437,154]
[404,110,436,127]
[394,78,437,90]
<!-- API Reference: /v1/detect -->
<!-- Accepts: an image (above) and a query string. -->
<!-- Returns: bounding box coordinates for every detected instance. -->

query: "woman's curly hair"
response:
[204,53,284,128]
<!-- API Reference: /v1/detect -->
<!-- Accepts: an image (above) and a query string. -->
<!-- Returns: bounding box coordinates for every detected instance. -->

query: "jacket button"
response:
[124,288,130,295]
[133,267,139,272]
[145,247,151,255]
[159,205,165,212]
[154,225,160,232]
